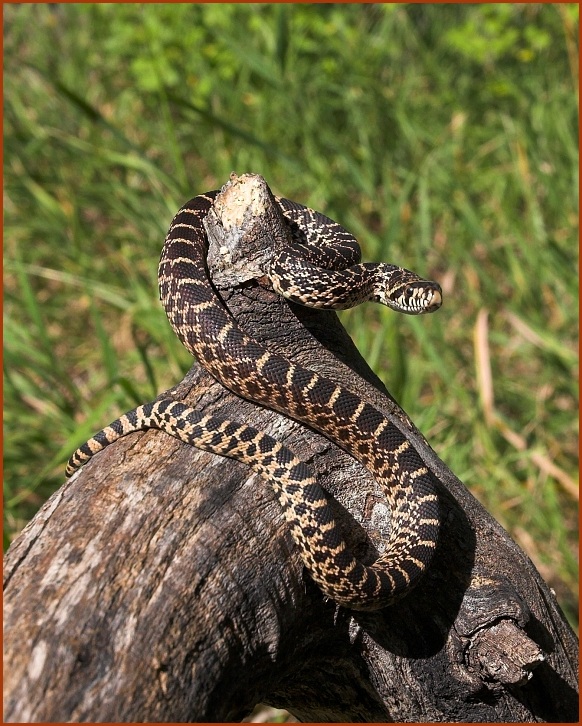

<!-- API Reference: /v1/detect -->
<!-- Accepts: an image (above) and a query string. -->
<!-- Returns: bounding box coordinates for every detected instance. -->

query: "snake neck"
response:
[269,254,442,315]
[269,252,376,310]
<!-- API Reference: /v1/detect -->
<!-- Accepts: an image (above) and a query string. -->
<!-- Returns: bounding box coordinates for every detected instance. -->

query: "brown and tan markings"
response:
[67,190,442,611]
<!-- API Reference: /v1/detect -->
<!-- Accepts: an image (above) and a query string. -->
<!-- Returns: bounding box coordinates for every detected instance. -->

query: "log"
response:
[3,173,578,723]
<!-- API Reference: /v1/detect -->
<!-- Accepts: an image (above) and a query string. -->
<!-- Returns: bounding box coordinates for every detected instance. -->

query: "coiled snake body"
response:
[67,190,442,611]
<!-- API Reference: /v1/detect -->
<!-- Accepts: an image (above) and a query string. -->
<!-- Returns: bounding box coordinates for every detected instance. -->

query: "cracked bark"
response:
[3,173,578,723]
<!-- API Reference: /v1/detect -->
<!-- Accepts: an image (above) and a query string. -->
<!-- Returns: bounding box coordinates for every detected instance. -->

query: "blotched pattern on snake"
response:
[67,190,442,610]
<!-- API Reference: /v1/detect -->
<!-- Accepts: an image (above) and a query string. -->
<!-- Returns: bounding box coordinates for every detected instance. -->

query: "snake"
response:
[66,189,442,611]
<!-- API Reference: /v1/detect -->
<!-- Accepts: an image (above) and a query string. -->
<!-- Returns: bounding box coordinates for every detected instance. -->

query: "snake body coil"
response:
[67,191,442,610]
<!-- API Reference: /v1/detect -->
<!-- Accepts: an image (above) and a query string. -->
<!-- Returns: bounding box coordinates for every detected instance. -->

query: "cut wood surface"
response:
[3,173,578,723]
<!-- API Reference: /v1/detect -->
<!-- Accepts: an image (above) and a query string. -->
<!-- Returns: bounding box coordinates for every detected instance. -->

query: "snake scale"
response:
[67,189,443,611]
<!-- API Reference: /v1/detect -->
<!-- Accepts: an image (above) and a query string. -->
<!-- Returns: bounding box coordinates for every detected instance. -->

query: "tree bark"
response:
[3,173,578,723]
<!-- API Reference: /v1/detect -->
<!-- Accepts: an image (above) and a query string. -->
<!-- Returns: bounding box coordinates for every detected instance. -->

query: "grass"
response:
[4,2,578,640]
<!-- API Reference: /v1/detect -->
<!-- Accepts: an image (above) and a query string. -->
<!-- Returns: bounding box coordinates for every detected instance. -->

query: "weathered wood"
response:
[3,173,578,723]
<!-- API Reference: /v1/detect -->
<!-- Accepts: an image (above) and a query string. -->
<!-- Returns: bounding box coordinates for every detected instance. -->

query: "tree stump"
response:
[3,173,578,723]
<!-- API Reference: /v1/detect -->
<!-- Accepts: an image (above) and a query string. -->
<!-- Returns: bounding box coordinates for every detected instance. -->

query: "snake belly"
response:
[67,191,441,611]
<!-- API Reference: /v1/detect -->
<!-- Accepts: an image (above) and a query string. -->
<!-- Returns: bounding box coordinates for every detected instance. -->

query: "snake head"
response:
[373,265,443,315]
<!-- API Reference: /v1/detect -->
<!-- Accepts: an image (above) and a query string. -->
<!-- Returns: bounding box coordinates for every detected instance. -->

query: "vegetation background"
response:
[4,2,578,669]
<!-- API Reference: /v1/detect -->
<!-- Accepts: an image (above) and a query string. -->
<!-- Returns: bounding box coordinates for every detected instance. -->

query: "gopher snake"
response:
[67,190,442,610]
